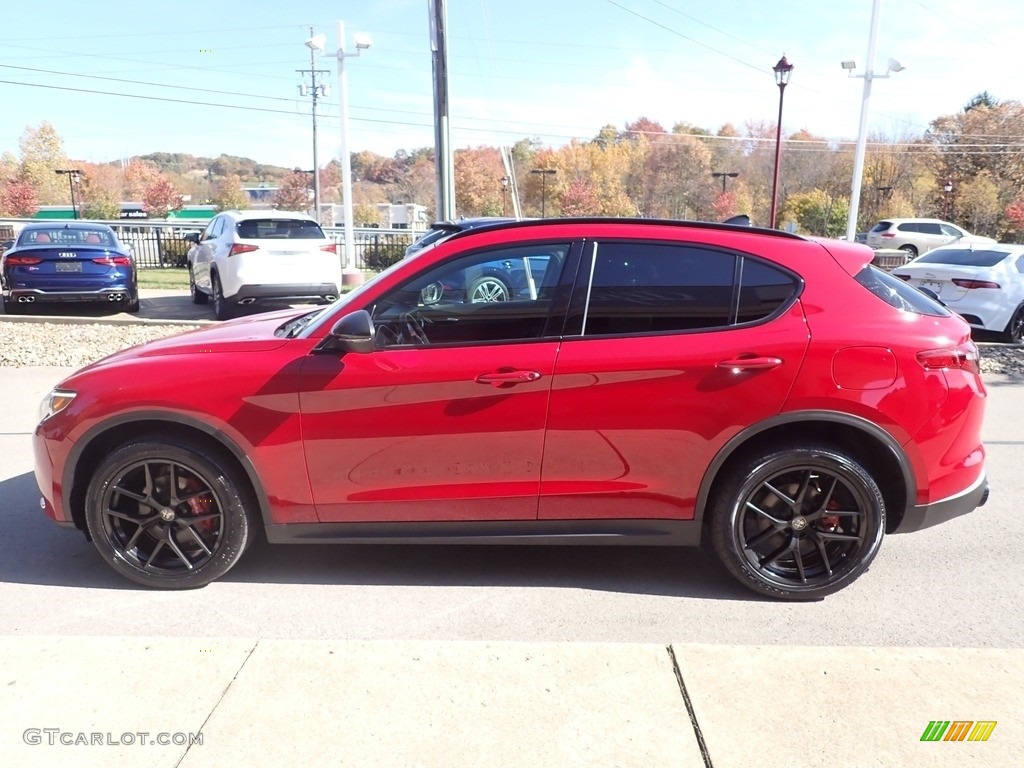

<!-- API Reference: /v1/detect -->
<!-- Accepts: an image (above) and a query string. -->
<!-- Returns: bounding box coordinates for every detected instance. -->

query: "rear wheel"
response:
[2,299,21,315]
[708,443,885,600]
[189,267,208,305]
[124,292,140,314]
[468,275,510,303]
[211,273,232,320]
[1001,305,1024,344]
[899,244,918,257]
[84,438,256,589]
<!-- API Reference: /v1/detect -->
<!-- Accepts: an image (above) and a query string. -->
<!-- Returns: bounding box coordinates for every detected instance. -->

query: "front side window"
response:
[370,243,569,348]
[576,242,798,337]
[939,223,966,237]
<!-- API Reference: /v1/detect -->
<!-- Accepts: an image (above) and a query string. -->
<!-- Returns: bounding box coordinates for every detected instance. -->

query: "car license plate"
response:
[55,262,82,272]
[918,280,943,294]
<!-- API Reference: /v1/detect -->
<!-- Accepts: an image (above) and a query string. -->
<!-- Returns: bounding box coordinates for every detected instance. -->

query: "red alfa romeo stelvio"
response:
[33,219,989,599]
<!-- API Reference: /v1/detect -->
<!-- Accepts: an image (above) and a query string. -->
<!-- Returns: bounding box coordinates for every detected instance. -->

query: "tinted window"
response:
[915,248,1009,268]
[1016,256,1024,274]
[855,266,950,316]
[371,243,568,347]
[736,258,799,324]
[897,223,921,233]
[582,243,736,335]
[920,223,943,235]
[236,219,325,239]
[870,221,892,233]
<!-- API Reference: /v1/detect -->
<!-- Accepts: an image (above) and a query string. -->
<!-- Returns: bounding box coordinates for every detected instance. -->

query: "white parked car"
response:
[893,243,1024,343]
[866,218,995,256]
[187,210,340,320]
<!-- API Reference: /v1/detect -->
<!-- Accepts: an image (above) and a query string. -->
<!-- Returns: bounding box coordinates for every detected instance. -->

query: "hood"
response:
[75,308,310,373]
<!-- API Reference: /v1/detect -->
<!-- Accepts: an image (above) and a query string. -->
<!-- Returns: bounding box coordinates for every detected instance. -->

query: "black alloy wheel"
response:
[709,444,885,600]
[84,438,255,588]
[189,267,208,305]
[1002,305,1024,344]
[211,273,232,320]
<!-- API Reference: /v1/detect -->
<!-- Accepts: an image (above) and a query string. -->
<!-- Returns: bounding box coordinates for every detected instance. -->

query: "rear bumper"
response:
[895,470,989,533]
[230,283,339,303]
[5,287,135,303]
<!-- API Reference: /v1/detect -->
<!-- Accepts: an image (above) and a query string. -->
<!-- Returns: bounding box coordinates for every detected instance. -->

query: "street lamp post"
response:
[500,176,510,216]
[55,169,82,219]
[943,179,953,219]
[843,0,905,241]
[712,171,739,195]
[769,54,794,230]
[330,21,371,285]
[299,29,331,223]
[530,168,556,218]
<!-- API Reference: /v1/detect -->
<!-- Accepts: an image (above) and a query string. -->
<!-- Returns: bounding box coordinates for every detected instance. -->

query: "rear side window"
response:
[578,242,798,336]
[236,219,325,239]
[855,266,950,316]
[870,221,892,233]
[915,248,1009,267]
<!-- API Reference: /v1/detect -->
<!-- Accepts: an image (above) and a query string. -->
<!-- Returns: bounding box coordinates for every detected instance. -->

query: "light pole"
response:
[712,171,739,195]
[500,176,510,216]
[55,169,82,219]
[530,168,556,218]
[299,29,330,223]
[943,179,953,219]
[769,54,793,230]
[843,0,905,241]
[331,21,371,284]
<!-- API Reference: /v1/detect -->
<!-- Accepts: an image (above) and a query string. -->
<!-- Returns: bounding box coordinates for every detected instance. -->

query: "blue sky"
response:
[1,0,1021,168]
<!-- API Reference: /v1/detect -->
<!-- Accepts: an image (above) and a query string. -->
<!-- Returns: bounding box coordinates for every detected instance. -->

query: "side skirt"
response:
[265,519,703,547]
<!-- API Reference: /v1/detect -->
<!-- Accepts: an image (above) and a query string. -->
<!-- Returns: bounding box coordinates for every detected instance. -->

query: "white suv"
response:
[187,210,340,320]
[866,218,995,256]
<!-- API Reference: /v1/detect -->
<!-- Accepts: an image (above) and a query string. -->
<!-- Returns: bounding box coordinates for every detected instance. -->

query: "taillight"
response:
[229,244,259,256]
[320,244,338,253]
[894,273,911,281]
[917,341,980,375]
[952,278,1000,289]
[92,256,132,266]
[5,255,43,266]
[881,232,895,238]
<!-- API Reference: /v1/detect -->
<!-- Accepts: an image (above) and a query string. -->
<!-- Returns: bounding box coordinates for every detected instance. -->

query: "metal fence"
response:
[0,218,418,271]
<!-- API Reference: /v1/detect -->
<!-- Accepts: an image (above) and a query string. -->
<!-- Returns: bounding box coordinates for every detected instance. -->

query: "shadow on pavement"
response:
[0,470,755,601]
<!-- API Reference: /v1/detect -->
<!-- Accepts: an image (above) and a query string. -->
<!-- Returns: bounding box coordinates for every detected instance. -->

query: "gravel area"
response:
[1,319,1023,376]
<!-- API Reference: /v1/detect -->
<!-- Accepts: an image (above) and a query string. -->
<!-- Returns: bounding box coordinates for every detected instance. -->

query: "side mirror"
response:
[327,309,375,353]
[183,233,200,244]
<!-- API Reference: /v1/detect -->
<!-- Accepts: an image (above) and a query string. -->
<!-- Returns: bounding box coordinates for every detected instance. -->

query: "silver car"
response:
[866,218,995,256]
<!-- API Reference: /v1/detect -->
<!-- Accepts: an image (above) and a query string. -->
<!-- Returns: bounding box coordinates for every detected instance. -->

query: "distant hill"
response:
[138,152,294,183]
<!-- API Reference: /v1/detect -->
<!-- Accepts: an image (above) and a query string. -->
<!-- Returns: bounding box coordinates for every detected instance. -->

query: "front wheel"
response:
[708,443,885,600]
[189,267,208,305]
[1001,305,1024,344]
[84,438,255,589]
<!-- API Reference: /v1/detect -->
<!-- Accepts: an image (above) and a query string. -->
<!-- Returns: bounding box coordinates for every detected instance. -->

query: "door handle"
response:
[716,356,783,371]
[476,370,542,386]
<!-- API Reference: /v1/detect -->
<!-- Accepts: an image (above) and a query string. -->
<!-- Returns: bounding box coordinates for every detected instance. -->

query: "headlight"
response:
[39,389,77,423]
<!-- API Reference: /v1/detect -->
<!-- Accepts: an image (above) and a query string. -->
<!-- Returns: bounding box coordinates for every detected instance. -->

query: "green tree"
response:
[784,189,850,237]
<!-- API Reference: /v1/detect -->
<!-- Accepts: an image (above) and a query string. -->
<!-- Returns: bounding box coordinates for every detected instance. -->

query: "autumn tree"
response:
[143,177,184,218]
[560,177,602,216]
[274,171,313,212]
[0,180,39,217]
[122,160,162,201]
[784,189,850,238]
[454,147,504,217]
[18,122,69,205]
[213,174,248,210]
[77,163,123,219]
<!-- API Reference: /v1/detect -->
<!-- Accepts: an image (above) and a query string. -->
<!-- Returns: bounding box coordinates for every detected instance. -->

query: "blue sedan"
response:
[2,223,139,314]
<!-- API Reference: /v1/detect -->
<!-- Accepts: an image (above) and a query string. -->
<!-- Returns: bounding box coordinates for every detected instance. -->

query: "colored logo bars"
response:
[920,721,997,742]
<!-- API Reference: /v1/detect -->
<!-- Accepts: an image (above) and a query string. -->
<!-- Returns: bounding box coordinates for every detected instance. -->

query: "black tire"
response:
[2,299,21,315]
[84,438,256,589]
[899,244,918,257]
[1001,305,1024,344]
[708,443,885,600]
[189,268,208,305]
[124,293,141,314]
[468,275,510,303]
[211,273,232,320]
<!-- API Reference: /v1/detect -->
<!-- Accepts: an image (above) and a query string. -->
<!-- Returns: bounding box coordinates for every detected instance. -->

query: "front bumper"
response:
[895,471,989,533]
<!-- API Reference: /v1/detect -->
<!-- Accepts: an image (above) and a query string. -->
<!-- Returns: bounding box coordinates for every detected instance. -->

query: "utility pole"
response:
[429,0,455,220]
[298,27,330,223]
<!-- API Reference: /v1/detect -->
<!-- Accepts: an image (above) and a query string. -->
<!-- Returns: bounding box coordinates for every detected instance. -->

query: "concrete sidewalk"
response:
[1,637,1020,768]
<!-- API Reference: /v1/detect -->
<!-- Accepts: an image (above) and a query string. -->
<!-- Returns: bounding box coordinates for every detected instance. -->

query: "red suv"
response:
[33,219,989,599]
